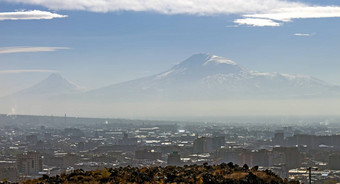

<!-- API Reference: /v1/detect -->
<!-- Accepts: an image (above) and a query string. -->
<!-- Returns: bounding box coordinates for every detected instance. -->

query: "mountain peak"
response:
[41,73,71,85]
[190,53,212,59]
[13,73,85,97]
[175,53,237,69]
[47,73,63,79]
[203,55,237,66]
[162,54,243,78]
[44,73,65,82]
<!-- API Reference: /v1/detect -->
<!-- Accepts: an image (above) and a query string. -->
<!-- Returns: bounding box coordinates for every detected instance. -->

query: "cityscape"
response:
[1,114,340,183]
[2,0,340,183]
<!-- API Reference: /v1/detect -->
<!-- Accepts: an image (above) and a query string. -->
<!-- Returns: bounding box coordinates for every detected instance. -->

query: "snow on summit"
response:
[204,55,237,66]
[173,53,237,68]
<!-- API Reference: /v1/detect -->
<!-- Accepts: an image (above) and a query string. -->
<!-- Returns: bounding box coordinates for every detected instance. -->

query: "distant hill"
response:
[7,73,85,99]
[23,163,299,184]
[0,73,86,115]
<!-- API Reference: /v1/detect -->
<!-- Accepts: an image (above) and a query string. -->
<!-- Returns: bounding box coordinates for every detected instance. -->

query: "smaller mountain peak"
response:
[32,73,85,93]
[47,73,63,80]
[8,72,86,98]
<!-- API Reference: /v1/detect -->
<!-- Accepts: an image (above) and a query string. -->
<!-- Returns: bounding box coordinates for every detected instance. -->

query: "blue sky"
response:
[1,0,340,96]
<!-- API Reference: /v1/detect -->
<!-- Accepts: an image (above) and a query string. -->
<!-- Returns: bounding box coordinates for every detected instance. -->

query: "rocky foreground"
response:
[23,163,299,184]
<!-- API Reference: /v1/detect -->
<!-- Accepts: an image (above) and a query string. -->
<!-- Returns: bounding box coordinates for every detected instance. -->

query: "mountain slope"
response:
[1,54,339,117]
[11,73,85,98]
[0,74,85,114]
[84,53,336,101]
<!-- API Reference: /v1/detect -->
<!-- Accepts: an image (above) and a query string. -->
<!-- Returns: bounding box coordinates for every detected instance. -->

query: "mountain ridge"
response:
[1,53,340,116]
[81,53,337,101]
[3,73,85,99]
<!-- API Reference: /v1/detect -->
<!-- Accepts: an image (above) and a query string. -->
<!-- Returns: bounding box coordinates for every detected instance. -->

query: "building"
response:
[214,148,242,165]
[193,137,212,154]
[328,154,340,170]
[252,149,270,167]
[62,153,79,169]
[135,149,162,160]
[272,131,284,146]
[193,136,225,154]
[167,152,181,165]
[286,134,340,148]
[239,150,253,166]
[119,132,138,145]
[0,161,19,183]
[212,136,225,150]
[17,152,42,175]
[272,147,301,169]
[26,134,38,145]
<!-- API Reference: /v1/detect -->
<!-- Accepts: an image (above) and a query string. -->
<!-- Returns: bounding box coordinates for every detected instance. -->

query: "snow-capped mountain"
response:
[1,54,339,117]
[3,54,338,103]
[84,53,337,101]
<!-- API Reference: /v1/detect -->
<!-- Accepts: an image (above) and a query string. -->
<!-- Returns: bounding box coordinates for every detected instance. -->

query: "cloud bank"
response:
[2,1,340,26]
[237,6,340,26]
[244,6,340,22]
[0,0,303,15]
[234,18,281,27]
[0,47,70,54]
[0,10,67,21]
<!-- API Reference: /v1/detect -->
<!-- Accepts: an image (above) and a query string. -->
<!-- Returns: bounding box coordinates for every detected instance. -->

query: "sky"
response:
[1,0,340,97]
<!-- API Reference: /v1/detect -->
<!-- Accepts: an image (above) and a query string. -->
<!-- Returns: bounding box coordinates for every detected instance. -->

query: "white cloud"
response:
[3,1,340,27]
[0,0,304,15]
[0,47,70,54]
[0,10,67,21]
[244,6,340,22]
[234,18,281,27]
[240,6,340,26]
[0,70,57,74]
[294,33,312,36]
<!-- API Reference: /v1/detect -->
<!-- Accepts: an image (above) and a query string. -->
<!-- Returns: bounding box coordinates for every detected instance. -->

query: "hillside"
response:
[23,163,299,184]
[6,73,85,99]
[83,53,337,101]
